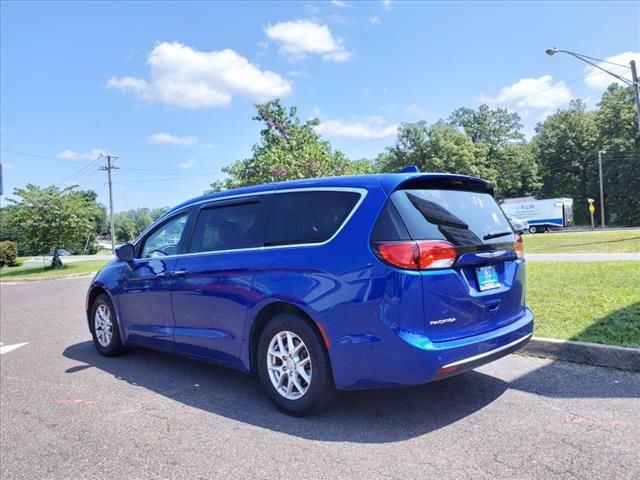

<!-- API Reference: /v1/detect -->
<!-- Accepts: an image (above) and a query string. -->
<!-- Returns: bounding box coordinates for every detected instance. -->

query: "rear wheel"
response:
[257,313,337,416]
[90,294,125,356]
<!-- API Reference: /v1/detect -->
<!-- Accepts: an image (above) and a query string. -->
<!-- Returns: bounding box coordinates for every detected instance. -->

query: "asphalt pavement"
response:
[1,277,639,480]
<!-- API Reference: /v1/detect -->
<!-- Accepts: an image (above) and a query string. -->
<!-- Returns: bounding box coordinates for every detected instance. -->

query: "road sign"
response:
[588,199,596,230]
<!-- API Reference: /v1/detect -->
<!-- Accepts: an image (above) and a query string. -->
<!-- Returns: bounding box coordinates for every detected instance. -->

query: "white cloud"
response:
[584,51,639,89]
[56,149,107,160]
[382,0,393,11]
[178,160,195,169]
[287,70,309,78]
[479,75,572,109]
[148,132,199,146]
[331,0,347,6]
[265,19,351,62]
[315,117,399,139]
[369,15,382,26]
[405,104,428,116]
[328,14,349,25]
[107,42,292,109]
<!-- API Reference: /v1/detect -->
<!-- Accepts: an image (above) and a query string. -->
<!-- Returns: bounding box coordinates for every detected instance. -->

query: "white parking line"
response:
[0,342,29,355]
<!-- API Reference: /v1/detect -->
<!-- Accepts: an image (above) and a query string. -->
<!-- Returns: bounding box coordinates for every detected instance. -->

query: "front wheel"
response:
[90,294,126,356]
[528,225,538,234]
[257,314,337,416]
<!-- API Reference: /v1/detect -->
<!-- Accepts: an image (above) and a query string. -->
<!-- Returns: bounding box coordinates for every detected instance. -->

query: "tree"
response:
[492,143,542,199]
[593,85,640,226]
[207,100,375,192]
[114,207,169,242]
[449,104,525,153]
[115,216,137,243]
[532,100,598,225]
[78,189,109,235]
[5,185,102,266]
[377,121,497,183]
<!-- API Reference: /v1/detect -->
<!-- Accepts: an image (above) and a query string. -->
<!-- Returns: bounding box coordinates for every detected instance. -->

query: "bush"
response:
[0,241,20,267]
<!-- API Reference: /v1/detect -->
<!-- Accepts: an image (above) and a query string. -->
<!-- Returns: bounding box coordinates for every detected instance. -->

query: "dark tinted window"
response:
[189,201,265,253]
[265,191,360,246]
[390,189,514,246]
[371,201,410,241]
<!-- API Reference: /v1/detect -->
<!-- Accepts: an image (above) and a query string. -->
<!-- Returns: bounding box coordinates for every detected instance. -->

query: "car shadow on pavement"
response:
[63,341,507,443]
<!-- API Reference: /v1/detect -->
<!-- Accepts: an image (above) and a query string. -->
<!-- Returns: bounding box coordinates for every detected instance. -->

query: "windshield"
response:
[391,189,515,247]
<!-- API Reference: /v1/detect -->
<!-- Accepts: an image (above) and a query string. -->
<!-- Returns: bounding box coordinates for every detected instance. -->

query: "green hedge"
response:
[0,241,20,267]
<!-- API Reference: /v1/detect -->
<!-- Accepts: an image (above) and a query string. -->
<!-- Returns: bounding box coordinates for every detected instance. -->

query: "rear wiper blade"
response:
[483,231,513,240]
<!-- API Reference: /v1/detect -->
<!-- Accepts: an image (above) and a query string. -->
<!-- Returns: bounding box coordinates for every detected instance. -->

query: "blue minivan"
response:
[86,172,534,415]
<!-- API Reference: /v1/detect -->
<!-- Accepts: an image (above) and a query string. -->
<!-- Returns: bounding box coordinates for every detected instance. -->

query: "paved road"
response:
[1,278,639,480]
[526,253,640,262]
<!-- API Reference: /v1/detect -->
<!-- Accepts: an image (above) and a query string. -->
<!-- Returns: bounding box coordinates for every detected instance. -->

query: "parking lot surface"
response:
[1,277,639,479]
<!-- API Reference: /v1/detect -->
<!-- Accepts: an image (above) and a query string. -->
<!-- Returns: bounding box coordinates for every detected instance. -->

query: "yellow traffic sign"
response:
[588,203,595,214]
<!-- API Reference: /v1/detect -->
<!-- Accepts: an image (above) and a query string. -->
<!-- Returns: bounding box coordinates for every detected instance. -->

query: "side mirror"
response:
[115,244,135,262]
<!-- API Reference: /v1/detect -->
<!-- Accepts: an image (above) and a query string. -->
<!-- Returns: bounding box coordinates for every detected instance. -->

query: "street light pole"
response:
[598,150,605,229]
[546,48,640,135]
[630,60,640,134]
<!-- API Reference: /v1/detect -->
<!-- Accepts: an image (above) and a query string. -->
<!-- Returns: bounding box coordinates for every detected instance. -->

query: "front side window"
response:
[265,191,360,246]
[139,213,189,258]
[188,201,265,253]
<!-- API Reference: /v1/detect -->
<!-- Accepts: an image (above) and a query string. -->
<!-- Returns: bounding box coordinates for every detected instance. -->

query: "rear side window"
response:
[265,191,360,246]
[188,201,265,253]
[385,189,514,246]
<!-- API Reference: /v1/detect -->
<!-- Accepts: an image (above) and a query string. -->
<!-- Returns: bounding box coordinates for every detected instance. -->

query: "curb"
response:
[522,337,640,372]
[0,273,97,285]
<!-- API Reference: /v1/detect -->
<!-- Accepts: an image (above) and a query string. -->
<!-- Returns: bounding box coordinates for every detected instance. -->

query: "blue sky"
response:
[1,0,638,210]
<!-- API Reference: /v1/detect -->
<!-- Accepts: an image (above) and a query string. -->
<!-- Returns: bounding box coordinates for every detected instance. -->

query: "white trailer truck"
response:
[500,197,574,234]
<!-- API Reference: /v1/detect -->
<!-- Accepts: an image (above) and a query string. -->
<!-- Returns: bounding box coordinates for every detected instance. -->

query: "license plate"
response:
[476,265,500,291]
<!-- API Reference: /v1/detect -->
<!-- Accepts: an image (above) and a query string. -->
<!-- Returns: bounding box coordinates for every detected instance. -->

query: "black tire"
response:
[257,313,338,416]
[90,294,126,357]
[528,226,538,234]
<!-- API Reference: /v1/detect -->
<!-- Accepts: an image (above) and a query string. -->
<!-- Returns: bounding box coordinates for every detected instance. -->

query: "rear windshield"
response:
[386,189,514,246]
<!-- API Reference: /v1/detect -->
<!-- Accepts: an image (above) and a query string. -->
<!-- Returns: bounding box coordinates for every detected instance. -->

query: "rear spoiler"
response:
[382,173,494,196]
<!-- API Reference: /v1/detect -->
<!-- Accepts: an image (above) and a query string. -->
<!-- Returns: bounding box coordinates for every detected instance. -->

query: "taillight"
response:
[376,241,419,269]
[514,234,524,259]
[417,241,457,269]
[374,240,457,270]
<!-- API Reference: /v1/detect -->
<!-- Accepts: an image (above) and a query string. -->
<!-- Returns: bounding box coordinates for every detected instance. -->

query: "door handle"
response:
[173,269,189,276]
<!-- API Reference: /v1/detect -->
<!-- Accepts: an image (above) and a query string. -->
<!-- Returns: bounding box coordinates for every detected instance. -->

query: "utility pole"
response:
[630,60,640,135]
[99,154,119,254]
[598,150,605,230]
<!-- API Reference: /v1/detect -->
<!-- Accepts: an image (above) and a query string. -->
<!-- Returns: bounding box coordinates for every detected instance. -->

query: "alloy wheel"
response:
[267,331,312,400]
[94,303,113,347]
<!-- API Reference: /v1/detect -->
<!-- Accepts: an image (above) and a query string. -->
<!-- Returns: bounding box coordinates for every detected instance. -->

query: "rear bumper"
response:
[332,308,534,389]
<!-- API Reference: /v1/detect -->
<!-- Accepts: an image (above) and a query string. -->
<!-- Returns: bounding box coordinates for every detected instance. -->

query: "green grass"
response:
[524,229,640,254]
[527,261,640,348]
[0,260,108,282]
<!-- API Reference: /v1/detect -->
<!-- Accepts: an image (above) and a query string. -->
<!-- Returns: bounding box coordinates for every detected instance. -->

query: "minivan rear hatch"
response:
[371,175,525,343]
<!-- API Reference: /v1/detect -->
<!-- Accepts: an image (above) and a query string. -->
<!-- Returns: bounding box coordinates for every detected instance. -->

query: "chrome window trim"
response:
[441,333,533,369]
[132,187,368,260]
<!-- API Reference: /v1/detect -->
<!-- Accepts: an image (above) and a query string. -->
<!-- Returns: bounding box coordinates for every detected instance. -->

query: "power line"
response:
[55,158,101,188]
[0,149,88,164]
